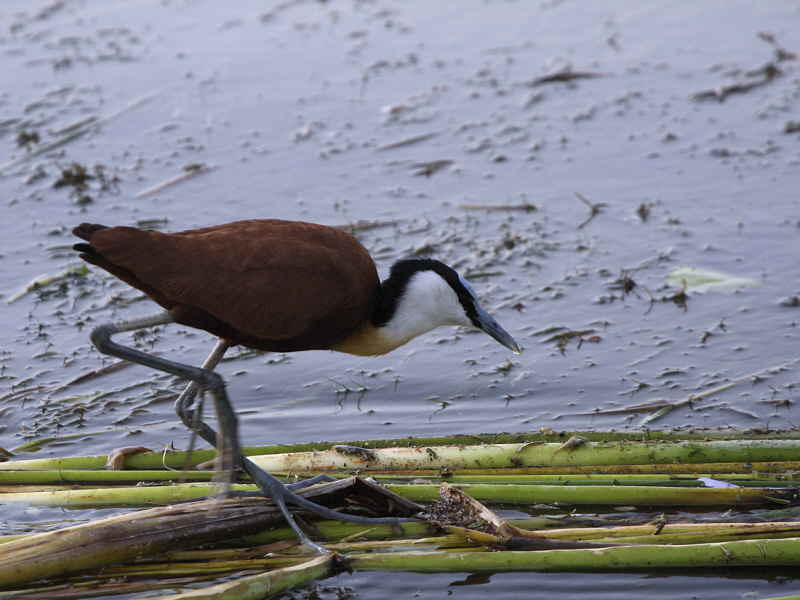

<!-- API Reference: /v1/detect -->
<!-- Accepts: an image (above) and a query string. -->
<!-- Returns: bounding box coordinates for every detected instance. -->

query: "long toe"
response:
[286,474,337,491]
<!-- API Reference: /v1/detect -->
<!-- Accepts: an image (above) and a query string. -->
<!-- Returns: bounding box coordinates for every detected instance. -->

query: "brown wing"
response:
[77,220,379,348]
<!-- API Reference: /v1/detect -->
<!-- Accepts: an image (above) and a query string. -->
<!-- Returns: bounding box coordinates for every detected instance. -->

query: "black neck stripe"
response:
[372,259,479,327]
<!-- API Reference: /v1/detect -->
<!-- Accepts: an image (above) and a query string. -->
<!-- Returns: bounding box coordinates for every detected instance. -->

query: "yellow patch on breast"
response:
[332,324,397,356]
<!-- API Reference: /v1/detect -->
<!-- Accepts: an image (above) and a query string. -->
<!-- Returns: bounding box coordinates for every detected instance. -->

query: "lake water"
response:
[1,1,799,597]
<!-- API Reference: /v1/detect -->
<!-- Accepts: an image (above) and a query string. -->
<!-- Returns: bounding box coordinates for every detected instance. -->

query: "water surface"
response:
[1,1,799,597]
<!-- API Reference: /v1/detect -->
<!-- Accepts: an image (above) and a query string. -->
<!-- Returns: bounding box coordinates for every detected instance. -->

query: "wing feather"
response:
[86,220,378,342]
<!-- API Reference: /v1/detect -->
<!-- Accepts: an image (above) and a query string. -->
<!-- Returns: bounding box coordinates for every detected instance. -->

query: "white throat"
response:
[333,270,471,356]
[381,270,470,346]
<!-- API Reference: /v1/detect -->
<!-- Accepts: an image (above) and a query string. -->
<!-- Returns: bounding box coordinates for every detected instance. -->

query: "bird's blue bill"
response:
[475,307,522,354]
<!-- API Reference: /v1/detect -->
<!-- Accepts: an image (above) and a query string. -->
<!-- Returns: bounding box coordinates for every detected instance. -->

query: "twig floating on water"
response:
[55,361,132,391]
[691,63,782,102]
[135,163,218,199]
[638,356,800,425]
[5,264,89,304]
[0,129,87,175]
[460,203,537,212]
[757,31,797,63]
[412,160,453,177]
[0,385,48,404]
[377,132,437,151]
[692,32,794,102]
[463,270,504,279]
[570,400,673,417]
[542,328,597,355]
[135,218,170,230]
[528,68,604,87]
[0,93,156,175]
[50,116,98,137]
[11,429,120,453]
[575,192,607,229]
[336,219,401,234]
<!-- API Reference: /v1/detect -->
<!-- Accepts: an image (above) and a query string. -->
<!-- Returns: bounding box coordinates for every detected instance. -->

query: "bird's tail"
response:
[73,222,107,242]
[72,223,108,255]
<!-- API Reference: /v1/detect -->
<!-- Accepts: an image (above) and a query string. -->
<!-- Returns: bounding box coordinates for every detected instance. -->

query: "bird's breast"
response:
[331,324,405,356]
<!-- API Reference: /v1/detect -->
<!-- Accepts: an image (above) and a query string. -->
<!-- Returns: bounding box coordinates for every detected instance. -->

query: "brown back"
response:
[76,219,379,351]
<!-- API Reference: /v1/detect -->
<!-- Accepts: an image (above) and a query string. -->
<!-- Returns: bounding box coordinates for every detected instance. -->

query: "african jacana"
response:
[73,219,521,551]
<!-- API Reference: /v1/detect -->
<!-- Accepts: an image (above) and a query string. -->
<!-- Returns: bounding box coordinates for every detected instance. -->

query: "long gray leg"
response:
[168,345,414,553]
[174,338,230,443]
[91,312,240,490]
[91,314,414,554]
[176,341,331,492]
[175,344,415,530]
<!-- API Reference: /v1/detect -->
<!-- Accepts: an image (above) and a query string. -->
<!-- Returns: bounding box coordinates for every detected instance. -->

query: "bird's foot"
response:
[241,457,412,554]
[194,455,409,554]
[286,473,337,490]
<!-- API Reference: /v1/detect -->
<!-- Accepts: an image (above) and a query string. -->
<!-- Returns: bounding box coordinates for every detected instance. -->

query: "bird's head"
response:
[375,258,522,354]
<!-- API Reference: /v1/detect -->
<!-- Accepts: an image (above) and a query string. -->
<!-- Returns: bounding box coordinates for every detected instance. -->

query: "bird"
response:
[72,218,521,551]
